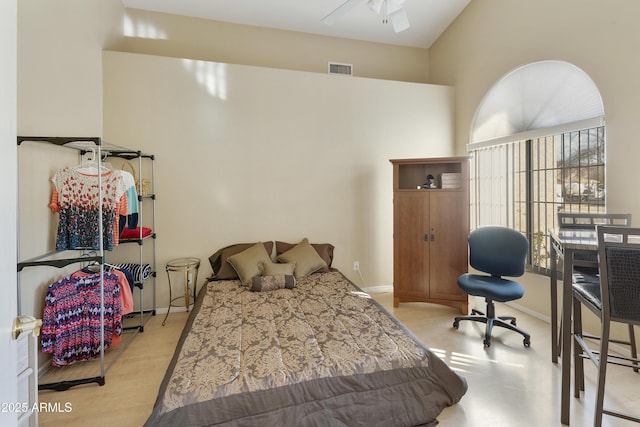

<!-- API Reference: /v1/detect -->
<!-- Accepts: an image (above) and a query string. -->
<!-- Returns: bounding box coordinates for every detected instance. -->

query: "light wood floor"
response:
[38,292,640,427]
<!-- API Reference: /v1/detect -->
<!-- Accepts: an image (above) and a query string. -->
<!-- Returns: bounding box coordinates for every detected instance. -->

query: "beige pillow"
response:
[227,242,271,285]
[275,241,334,273]
[277,238,328,279]
[262,261,295,276]
[209,242,274,280]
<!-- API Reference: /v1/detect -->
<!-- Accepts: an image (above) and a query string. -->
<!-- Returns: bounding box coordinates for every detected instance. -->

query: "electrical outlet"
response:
[353,261,360,271]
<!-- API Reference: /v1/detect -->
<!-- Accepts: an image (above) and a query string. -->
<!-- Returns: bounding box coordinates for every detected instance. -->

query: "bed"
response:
[145,241,467,426]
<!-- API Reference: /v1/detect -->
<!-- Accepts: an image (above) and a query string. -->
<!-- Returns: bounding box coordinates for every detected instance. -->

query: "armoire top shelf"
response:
[390,156,470,191]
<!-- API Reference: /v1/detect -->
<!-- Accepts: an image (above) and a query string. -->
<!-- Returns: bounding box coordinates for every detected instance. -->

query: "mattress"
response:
[145,270,467,426]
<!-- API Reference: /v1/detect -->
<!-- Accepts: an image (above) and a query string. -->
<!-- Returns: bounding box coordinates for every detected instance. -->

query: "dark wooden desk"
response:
[550,228,598,425]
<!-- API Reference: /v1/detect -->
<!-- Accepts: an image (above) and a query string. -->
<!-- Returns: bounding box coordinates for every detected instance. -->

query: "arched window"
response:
[468,61,605,273]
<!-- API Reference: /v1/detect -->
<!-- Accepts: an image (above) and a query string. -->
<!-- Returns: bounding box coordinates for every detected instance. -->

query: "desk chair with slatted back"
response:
[554,212,633,358]
[572,225,640,427]
[453,226,530,348]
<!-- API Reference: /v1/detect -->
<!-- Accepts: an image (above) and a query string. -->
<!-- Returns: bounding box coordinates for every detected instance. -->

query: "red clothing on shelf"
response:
[120,227,153,240]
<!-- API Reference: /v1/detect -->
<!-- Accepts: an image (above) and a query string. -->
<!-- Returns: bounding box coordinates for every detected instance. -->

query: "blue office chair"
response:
[453,226,531,347]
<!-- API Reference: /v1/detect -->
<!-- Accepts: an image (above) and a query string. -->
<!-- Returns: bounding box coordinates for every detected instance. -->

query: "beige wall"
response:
[117,8,430,83]
[21,0,635,336]
[16,0,125,319]
[13,0,436,320]
[15,1,437,321]
[102,51,455,311]
[430,0,640,333]
[431,0,640,215]
[18,0,124,135]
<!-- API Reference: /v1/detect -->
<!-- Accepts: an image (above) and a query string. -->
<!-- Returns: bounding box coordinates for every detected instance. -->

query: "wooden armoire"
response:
[390,157,470,314]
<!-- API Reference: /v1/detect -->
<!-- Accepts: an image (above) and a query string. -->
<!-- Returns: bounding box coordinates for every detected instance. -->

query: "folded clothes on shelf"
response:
[111,262,153,283]
[120,226,153,239]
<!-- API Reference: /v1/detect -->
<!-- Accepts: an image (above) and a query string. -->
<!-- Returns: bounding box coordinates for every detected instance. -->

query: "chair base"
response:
[572,295,640,427]
[453,300,531,348]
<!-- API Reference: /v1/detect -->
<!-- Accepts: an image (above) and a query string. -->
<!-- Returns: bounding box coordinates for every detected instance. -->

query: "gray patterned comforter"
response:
[145,271,467,426]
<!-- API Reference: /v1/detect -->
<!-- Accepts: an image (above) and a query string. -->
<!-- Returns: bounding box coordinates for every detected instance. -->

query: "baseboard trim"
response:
[155,306,191,315]
[361,285,393,294]
[505,301,550,323]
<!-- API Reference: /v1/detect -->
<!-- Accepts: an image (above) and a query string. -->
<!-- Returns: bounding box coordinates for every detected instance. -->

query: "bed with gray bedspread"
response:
[144,270,467,426]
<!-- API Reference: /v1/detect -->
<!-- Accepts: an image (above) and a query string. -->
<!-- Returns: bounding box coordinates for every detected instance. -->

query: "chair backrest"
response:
[557,212,631,229]
[597,225,640,324]
[468,226,528,278]
[558,212,632,268]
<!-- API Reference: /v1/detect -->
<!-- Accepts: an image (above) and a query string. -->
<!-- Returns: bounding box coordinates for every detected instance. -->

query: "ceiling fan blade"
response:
[389,7,410,32]
[366,0,383,14]
[385,0,405,13]
[322,0,364,25]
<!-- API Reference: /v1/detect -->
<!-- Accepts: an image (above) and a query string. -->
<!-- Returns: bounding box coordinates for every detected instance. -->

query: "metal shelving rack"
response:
[16,136,156,391]
[104,149,157,332]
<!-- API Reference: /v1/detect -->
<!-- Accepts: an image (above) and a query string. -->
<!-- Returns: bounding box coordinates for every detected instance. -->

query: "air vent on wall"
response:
[328,62,353,76]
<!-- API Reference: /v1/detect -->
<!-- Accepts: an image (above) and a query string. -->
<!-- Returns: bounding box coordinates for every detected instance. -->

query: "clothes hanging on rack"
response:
[110,268,134,315]
[49,167,128,251]
[69,267,133,348]
[78,266,135,315]
[41,271,122,367]
[118,169,139,233]
[116,265,135,292]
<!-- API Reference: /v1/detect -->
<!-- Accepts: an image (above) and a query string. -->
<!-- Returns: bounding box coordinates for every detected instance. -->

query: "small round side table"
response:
[163,257,200,326]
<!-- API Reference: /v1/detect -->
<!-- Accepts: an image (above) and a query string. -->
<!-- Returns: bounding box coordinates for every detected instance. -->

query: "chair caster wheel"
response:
[453,321,459,329]
[511,320,517,326]
[524,338,531,347]
[483,339,491,347]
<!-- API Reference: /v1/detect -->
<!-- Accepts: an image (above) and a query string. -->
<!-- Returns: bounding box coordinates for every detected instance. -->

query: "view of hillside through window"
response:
[470,125,605,274]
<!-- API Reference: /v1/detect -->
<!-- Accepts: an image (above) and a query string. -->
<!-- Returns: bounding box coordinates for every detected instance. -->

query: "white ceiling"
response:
[122,0,470,48]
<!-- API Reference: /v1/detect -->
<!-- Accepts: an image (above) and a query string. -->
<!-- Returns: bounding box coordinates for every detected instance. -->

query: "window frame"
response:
[469,123,606,275]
